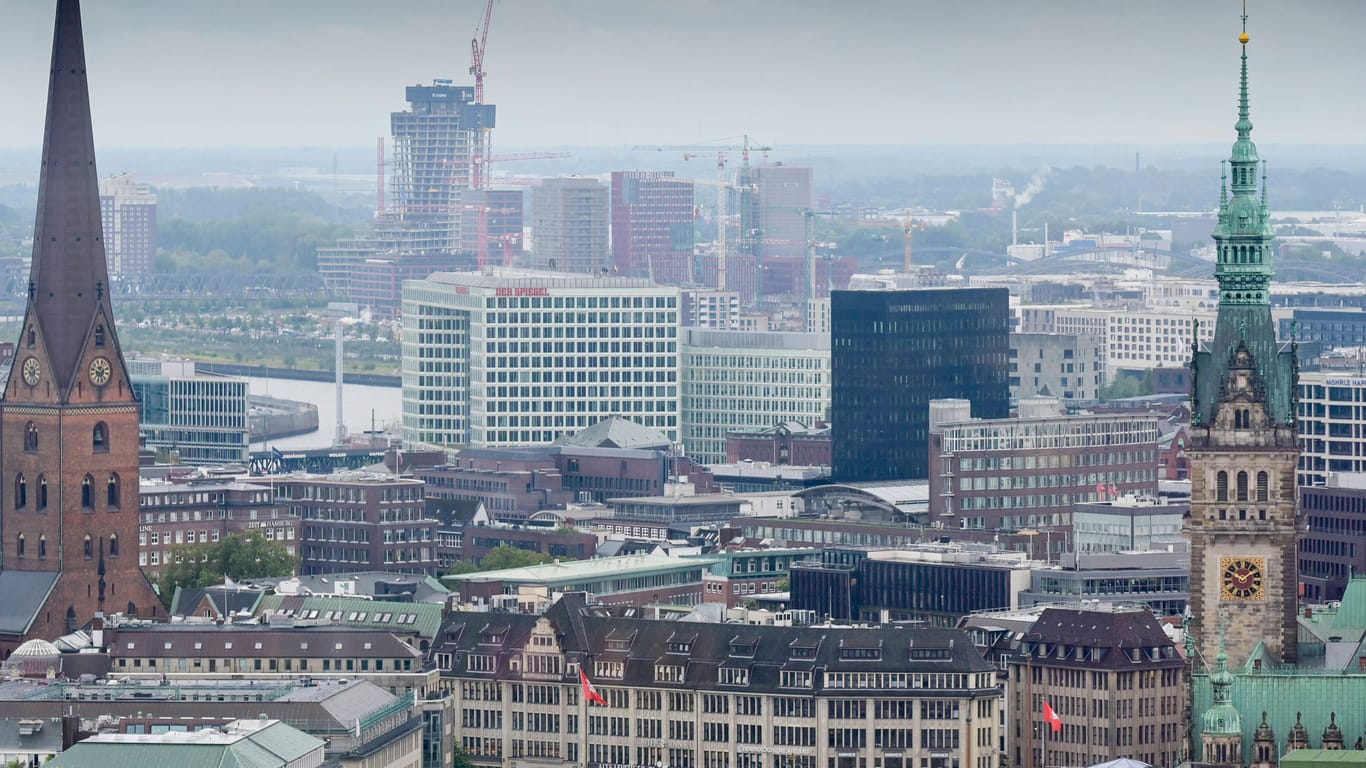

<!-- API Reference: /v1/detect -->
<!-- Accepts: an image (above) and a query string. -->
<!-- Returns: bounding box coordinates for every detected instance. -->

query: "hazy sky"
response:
[0,0,1361,149]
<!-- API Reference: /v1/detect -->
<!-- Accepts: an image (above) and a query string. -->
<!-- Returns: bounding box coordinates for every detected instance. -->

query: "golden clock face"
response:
[21,357,40,387]
[1220,557,1266,601]
[88,356,112,386]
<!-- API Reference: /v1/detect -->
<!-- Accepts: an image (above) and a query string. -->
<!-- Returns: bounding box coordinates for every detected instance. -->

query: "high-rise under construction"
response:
[317,81,495,314]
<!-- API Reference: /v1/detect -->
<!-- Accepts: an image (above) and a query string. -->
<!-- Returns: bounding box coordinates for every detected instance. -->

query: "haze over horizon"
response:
[0,0,1362,151]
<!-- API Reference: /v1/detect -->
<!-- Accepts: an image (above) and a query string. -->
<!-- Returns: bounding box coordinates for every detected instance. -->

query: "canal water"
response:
[246,375,402,451]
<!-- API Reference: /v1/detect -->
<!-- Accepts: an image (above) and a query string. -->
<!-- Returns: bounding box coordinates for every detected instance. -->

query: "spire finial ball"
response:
[1239,32,1249,45]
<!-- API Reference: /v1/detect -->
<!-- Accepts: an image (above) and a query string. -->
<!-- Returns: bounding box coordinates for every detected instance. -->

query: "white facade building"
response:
[401,269,680,448]
[680,329,830,465]
[1297,371,1366,486]
[1018,305,1215,381]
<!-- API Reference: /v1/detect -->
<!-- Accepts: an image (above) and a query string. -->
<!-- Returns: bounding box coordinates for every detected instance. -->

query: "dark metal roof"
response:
[1015,607,1183,670]
[433,595,994,695]
[0,571,60,636]
[20,0,125,395]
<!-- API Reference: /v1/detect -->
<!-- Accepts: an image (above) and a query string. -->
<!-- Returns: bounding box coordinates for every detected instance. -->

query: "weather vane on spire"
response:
[1240,0,1249,45]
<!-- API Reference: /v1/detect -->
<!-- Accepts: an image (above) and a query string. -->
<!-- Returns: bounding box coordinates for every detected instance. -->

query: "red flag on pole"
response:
[580,668,607,706]
[1043,700,1062,733]
[1095,483,1106,497]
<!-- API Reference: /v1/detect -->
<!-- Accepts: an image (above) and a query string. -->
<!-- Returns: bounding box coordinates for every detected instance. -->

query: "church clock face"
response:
[21,356,40,386]
[1220,557,1266,601]
[88,356,112,386]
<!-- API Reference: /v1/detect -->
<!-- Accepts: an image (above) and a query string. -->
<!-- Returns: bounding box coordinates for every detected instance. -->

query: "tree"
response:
[157,530,298,603]
[444,545,562,576]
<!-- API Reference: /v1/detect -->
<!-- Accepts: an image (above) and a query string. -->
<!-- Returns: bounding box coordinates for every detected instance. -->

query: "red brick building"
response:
[725,421,832,465]
[0,0,162,653]
[279,472,440,577]
[137,479,298,580]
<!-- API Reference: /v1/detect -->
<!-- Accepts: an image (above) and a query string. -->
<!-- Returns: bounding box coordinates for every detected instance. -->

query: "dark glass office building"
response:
[831,287,1010,481]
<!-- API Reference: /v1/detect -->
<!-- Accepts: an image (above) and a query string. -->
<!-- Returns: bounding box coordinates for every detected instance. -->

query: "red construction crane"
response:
[470,0,493,105]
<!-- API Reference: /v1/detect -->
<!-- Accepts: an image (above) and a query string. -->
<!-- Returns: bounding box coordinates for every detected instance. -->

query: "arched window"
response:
[107,474,120,509]
[38,535,46,559]
[37,476,48,511]
[1216,471,1229,502]
[109,533,119,557]
[81,475,93,509]
[23,422,37,452]
[83,534,93,558]
[14,474,25,509]
[94,324,105,347]
[92,422,108,453]
[16,534,24,558]
[1237,471,1249,502]
[1257,471,1270,502]
[26,327,34,349]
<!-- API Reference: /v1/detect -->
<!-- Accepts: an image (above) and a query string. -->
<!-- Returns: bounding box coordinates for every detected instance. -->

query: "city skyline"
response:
[0,0,1362,149]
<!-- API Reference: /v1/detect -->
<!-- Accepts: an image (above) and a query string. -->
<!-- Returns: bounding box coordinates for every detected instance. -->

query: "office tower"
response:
[831,288,1009,482]
[530,178,609,274]
[610,171,695,284]
[98,173,156,275]
[401,269,680,448]
[0,0,162,649]
[681,329,830,465]
[1184,21,1301,669]
[736,164,812,261]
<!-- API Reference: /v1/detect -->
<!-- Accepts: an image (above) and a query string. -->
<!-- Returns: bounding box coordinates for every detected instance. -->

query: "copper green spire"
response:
[1191,0,1297,429]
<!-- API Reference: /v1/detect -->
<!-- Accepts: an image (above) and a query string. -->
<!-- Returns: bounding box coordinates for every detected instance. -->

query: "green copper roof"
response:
[1332,579,1366,632]
[1191,14,1296,428]
[1202,645,1243,736]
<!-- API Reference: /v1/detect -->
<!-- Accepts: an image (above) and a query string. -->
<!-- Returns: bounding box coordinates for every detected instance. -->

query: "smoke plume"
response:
[1013,168,1052,209]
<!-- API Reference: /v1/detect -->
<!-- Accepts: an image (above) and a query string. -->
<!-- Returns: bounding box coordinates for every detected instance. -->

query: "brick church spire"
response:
[0,0,160,650]
[21,0,127,397]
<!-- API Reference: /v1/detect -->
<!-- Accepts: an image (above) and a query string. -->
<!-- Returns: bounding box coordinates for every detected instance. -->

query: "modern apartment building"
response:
[531,178,610,274]
[681,328,830,465]
[436,594,1001,768]
[736,164,812,262]
[832,288,1010,482]
[128,358,250,464]
[98,172,156,275]
[401,269,680,448]
[681,289,742,329]
[611,171,695,283]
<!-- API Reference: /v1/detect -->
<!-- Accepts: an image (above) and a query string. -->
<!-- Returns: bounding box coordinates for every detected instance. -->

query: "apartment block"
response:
[531,178,610,274]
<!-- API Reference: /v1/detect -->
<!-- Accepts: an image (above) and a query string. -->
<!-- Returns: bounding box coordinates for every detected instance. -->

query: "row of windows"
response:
[18,532,118,558]
[14,473,122,511]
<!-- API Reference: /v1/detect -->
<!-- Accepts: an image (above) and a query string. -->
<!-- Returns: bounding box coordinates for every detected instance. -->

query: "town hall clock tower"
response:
[1184,12,1302,669]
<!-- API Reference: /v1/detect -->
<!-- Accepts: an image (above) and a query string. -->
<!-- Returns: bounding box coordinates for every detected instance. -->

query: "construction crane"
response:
[470,0,493,104]
[630,136,772,291]
[803,209,838,304]
[469,0,495,188]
